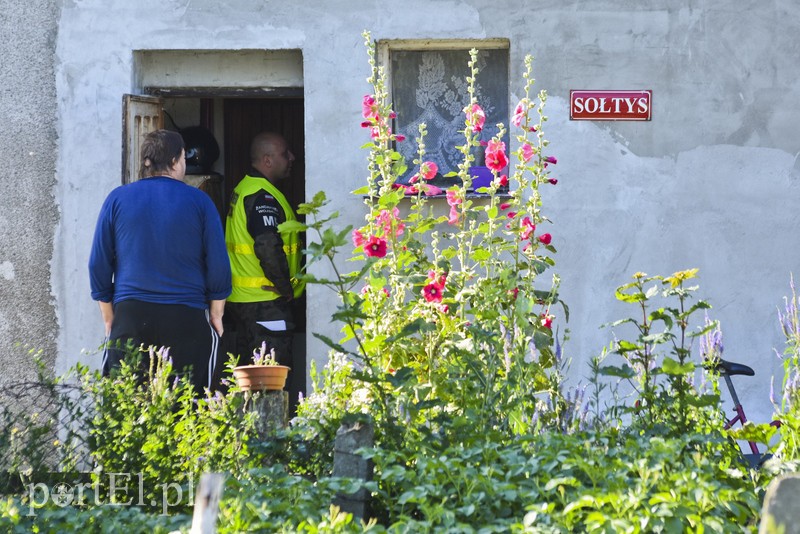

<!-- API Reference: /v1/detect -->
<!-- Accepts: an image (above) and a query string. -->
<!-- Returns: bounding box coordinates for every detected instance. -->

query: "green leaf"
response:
[278,220,308,233]
[660,357,695,376]
[598,365,636,379]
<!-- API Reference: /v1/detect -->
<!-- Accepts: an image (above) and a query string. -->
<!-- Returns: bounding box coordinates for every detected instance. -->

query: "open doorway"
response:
[123,85,307,411]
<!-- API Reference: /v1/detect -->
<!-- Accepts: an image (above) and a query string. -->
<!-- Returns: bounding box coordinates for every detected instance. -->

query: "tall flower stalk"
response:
[291,31,567,441]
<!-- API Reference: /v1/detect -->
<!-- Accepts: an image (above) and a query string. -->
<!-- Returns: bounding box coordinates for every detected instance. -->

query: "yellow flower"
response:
[665,268,699,288]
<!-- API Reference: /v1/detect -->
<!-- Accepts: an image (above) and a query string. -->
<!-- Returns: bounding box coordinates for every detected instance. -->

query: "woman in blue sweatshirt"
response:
[89,129,232,394]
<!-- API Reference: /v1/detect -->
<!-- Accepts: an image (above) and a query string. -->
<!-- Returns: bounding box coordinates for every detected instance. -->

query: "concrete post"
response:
[244,390,288,440]
[760,473,800,534]
[332,419,374,519]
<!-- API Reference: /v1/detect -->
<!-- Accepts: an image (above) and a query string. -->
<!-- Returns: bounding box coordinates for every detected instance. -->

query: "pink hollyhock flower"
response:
[548,178,558,185]
[360,121,372,128]
[520,216,536,241]
[377,207,405,238]
[422,184,443,196]
[364,235,387,258]
[381,287,390,298]
[395,134,406,142]
[495,174,509,187]
[522,143,535,163]
[389,111,397,119]
[529,126,538,133]
[448,205,459,225]
[506,211,517,219]
[509,287,519,299]
[352,229,366,247]
[370,126,380,140]
[446,188,462,207]
[464,103,486,133]
[420,161,438,180]
[541,314,553,329]
[512,99,528,128]
[538,233,552,245]
[544,156,558,165]
[499,202,511,210]
[362,95,379,119]
[438,303,450,314]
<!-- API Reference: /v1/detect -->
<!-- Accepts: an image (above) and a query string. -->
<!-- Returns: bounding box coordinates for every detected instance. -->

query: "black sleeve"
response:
[242,190,293,298]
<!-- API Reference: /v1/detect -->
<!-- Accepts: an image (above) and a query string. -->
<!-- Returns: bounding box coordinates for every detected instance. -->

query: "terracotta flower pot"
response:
[232,365,290,391]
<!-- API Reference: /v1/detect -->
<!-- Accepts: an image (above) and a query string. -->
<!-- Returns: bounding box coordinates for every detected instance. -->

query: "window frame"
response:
[376,38,511,196]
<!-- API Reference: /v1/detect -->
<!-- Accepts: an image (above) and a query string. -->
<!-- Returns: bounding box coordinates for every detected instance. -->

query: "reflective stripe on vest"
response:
[225,175,305,303]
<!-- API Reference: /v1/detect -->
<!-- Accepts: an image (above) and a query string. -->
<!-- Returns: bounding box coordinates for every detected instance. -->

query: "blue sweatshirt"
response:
[89,176,232,309]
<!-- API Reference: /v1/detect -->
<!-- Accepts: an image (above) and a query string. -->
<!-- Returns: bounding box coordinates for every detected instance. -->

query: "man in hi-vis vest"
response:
[225,132,304,368]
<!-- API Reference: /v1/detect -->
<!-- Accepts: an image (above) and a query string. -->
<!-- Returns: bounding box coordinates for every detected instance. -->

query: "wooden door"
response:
[122,95,164,184]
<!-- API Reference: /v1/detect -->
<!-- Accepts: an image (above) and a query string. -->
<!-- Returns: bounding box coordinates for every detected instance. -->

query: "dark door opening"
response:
[222,97,306,412]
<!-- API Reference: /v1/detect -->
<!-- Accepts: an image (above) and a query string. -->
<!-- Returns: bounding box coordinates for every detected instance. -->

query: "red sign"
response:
[570,90,652,121]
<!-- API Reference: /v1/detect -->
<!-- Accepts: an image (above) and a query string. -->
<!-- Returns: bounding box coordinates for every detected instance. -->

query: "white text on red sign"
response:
[570,90,652,121]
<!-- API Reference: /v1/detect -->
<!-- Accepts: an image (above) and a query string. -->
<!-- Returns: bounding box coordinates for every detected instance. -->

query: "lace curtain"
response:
[391,48,509,183]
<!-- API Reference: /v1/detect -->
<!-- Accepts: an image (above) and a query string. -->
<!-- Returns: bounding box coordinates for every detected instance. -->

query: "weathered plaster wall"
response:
[0,0,60,382]
[52,0,800,424]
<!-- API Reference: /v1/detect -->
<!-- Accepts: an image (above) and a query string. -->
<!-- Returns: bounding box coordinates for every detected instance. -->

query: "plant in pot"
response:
[231,342,291,392]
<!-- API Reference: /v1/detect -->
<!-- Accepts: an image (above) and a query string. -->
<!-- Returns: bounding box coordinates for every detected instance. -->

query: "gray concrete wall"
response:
[0,0,60,381]
[45,0,800,425]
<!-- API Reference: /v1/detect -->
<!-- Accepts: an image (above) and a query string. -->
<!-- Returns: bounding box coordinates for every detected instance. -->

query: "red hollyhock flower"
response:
[395,134,406,142]
[499,202,511,210]
[360,121,372,128]
[485,139,509,172]
[495,174,509,187]
[541,314,553,329]
[364,235,387,258]
[544,156,558,165]
[537,233,552,245]
[422,282,444,303]
[548,178,558,185]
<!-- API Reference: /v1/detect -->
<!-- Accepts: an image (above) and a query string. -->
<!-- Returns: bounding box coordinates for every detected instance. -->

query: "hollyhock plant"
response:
[294,33,566,445]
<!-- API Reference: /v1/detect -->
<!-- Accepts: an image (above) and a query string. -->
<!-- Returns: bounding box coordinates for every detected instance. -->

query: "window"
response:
[381,40,510,187]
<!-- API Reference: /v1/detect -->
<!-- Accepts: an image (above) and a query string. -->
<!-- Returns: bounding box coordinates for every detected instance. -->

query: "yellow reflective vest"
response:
[225,175,304,303]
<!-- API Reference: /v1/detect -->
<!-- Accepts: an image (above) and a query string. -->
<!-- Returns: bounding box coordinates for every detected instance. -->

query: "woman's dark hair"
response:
[140,129,185,178]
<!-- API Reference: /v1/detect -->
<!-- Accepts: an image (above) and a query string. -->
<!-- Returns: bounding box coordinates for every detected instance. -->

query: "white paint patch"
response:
[0,261,15,281]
